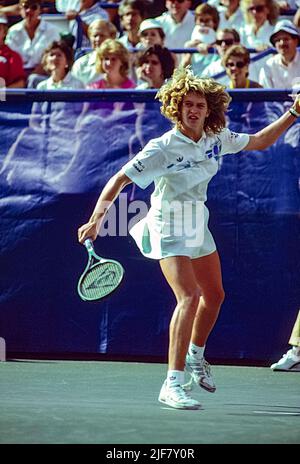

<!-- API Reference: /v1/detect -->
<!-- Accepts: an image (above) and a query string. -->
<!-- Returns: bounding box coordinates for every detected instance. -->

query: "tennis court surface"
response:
[0,360,299,444]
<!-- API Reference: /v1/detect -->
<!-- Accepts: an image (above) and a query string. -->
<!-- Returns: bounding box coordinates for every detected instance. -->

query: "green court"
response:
[0,360,299,444]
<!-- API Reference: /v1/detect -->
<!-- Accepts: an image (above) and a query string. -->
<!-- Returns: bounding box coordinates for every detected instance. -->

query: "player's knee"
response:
[204,287,225,308]
[178,287,201,311]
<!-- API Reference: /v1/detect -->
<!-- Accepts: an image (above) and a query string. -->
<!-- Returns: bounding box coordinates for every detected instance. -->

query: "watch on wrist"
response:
[289,107,300,118]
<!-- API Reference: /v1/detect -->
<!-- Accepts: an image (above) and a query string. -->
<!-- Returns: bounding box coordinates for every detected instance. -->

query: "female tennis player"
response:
[78,68,300,410]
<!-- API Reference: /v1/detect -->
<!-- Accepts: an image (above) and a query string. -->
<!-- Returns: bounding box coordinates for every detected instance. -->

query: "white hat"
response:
[139,18,164,34]
[0,15,8,24]
[191,26,216,45]
[270,20,300,46]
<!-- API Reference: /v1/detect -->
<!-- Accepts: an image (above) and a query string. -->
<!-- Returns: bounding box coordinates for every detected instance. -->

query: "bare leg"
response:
[159,256,201,371]
[191,251,225,346]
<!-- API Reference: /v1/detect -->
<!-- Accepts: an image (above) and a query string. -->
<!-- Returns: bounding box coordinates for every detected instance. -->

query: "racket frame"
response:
[77,239,124,302]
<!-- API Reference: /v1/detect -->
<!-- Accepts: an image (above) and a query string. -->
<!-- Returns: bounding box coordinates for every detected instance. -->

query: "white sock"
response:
[292,346,300,357]
[167,370,185,388]
[189,342,205,359]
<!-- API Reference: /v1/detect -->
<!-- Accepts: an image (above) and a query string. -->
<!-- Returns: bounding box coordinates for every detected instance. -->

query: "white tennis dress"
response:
[122,128,249,260]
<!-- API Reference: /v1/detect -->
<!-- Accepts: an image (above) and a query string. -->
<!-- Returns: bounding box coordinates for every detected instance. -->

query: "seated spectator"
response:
[202,27,240,82]
[217,0,244,30]
[222,43,262,87]
[155,0,195,49]
[137,17,178,68]
[118,0,147,49]
[0,15,26,87]
[5,0,60,84]
[37,40,84,89]
[89,38,135,89]
[137,18,165,49]
[202,27,260,84]
[239,0,279,50]
[259,20,300,88]
[65,0,109,48]
[136,44,175,88]
[72,19,117,84]
[182,3,220,75]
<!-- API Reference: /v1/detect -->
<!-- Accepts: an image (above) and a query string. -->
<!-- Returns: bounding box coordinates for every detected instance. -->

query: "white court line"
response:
[253,411,300,416]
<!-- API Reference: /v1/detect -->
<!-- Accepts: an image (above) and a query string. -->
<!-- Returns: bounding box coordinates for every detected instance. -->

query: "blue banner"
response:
[0,92,299,362]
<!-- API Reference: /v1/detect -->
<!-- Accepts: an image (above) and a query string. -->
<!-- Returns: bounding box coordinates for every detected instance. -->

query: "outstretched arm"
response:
[78,170,132,243]
[244,96,300,151]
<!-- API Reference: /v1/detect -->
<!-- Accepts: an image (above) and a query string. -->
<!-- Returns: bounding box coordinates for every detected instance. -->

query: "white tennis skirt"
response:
[129,201,216,260]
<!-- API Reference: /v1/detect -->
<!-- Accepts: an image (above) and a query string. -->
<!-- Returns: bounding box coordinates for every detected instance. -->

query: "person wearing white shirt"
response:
[202,27,260,84]
[202,27,240,84]
[37,40,84,89]
[182,3,220,74]
[259,20,300,88]
[118,0,146,49]
[78,67,300,410]
[72,19,117,84]
[5,0,60,73]
[155,0,195,49]
[218,0,244,31]
[239,0,279,50]
[56,0,80,12]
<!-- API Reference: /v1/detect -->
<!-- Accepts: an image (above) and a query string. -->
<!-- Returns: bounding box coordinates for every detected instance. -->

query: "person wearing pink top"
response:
[88,38,136,89]
[86,39,135,114]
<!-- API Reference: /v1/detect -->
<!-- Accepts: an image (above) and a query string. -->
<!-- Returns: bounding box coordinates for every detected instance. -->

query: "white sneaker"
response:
[158,380,202,410]
[184,353,216,393]
[270,349,300,371]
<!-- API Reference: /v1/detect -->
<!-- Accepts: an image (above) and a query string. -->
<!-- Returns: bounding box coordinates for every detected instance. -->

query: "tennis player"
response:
[78,68,300,410]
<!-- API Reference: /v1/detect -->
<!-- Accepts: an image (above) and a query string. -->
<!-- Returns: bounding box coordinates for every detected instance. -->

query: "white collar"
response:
[173,127,207,145]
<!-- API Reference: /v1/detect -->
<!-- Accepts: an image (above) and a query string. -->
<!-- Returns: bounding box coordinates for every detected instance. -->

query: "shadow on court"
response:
[0,361,299,444]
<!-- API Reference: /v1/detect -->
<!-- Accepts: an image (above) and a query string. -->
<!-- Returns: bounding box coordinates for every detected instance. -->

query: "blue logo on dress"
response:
[205,139,222,159]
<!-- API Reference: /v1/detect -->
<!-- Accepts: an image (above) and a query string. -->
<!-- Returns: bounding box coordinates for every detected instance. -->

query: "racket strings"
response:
[80,262,123,300]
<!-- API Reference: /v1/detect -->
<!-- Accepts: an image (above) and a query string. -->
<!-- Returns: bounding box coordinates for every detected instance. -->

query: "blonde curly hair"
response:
[156,67,232,135]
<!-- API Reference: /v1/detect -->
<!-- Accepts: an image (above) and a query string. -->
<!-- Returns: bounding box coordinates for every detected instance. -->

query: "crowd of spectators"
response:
[0,0,299,90]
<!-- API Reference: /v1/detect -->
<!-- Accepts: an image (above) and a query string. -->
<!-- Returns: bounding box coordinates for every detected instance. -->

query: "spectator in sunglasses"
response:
[239,0,279,50]
[202,28,240,83]
[222,44,262,87]
[259,20,300,88]
[5,0,60,84]
[154,0,195,49]
[182,3,220,74]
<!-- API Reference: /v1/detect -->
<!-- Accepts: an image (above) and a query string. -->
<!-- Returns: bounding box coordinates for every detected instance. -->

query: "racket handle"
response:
[84,238,94,252]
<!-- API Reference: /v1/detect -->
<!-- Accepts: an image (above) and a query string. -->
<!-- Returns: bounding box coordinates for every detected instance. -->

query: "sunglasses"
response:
[21,3,39,9]
[168,0,186,3]
[216,39,235,46]
[247,5,266,12]
[226,61,246,69]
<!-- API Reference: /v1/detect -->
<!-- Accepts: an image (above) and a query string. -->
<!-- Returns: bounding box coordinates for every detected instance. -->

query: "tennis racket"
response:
[77,239,124,302]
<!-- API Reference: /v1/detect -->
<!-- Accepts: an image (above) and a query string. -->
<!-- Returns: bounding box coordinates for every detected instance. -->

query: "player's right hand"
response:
[78,221,98,244]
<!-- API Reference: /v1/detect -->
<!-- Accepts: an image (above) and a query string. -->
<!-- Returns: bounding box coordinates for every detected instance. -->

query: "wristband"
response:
[289,107,300,118]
